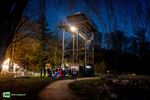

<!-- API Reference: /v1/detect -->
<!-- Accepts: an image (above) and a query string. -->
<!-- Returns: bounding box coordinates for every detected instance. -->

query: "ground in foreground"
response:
[0,75,51,100]
[69,78,150,100]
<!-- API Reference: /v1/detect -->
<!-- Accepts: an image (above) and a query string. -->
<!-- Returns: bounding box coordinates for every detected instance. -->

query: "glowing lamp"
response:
[70,26,77,32]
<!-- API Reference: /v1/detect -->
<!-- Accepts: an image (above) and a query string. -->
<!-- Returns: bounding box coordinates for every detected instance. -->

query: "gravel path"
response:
[38,77,98,100]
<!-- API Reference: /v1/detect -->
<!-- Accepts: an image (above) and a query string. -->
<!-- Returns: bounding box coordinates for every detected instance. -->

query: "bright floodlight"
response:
[70,26,77,32]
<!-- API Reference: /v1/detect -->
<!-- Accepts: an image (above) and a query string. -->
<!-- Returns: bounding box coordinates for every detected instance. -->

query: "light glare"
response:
[70,26,77,32]
[1,58,20,73]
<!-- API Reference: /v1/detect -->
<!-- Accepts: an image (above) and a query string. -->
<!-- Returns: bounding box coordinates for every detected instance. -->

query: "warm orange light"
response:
[1,58,20,73]
[2,58,10,72]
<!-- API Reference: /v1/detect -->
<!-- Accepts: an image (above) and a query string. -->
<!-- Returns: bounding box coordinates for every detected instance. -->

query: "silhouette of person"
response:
[72,68,77,80]
[47,68,51,78]
[40,67,43,77]
[43,67,46,77]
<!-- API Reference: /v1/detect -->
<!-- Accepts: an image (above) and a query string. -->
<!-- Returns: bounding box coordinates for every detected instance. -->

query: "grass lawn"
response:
[0,74,51,100]
[69,78,150,100]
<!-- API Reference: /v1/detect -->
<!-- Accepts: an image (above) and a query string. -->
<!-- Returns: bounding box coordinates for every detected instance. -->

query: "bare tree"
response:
[6,17,39,69]
[0,0,29,70]
[130,28,149,57]
[105,30,127,53]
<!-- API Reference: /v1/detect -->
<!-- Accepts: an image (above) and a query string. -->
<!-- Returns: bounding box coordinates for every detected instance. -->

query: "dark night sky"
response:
[24,0,150,38]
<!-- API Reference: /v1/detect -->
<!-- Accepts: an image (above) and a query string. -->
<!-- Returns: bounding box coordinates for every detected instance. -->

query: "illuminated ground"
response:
[38,77,98,100]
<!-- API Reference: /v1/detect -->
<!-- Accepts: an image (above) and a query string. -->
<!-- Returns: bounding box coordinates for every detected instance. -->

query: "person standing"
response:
[43,67,46,77]
[40,67,43,77]
[62,68,66,79]
[59,68,62,79]
[47,68,51,78]
[72,68,77,80]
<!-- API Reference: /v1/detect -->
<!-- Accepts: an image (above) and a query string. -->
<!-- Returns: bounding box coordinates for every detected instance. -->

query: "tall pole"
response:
[11,43,15,70]
[92,33,95,75]
[62,29,65,64]
[73,34,74,63]
[84,28,87,76]
[77,28,79,64]
[85,40,86,67]
[92,33,94,65]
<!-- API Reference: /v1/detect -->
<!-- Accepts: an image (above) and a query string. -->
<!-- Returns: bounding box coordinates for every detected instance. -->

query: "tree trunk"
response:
[0,0,28,69]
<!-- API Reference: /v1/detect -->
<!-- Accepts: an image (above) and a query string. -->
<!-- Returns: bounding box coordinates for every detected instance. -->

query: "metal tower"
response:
[60,12,99,74]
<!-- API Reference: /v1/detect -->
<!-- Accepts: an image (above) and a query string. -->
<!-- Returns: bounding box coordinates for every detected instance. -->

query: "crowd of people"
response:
[40,66,78,80]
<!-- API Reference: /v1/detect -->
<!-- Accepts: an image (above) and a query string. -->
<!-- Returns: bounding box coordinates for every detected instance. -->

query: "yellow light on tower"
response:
[70,26,77,32]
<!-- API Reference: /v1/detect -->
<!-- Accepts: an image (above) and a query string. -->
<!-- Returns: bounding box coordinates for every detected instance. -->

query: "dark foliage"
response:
[69,79,150,100]
[95,29,150,75]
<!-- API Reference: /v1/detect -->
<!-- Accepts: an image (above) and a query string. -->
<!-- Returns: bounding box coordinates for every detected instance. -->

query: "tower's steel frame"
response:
[60,12,98,71]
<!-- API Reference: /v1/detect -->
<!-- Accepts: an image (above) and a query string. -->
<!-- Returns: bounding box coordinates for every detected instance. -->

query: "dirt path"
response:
[38,77,98,100]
